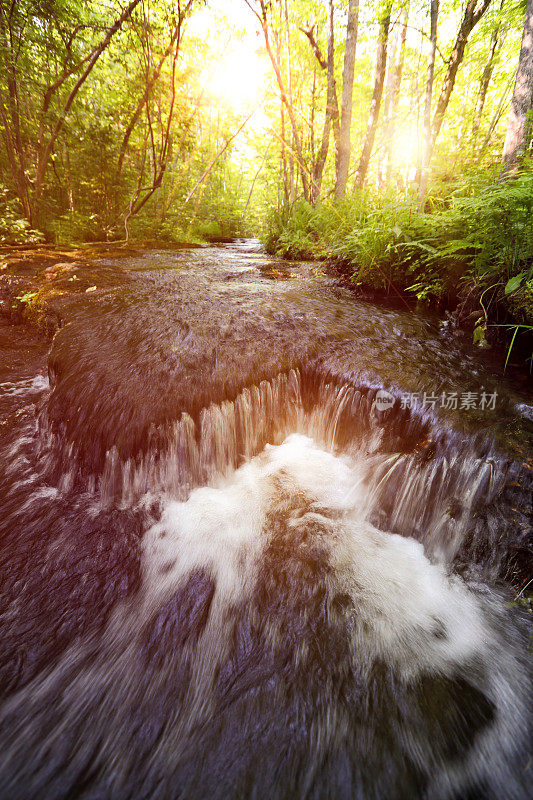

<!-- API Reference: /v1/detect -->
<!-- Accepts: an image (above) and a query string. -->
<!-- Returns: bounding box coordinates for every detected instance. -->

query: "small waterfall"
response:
[99,369,302,504]
[1,240,531,800]
[0,435,529,800]
[33,364,528,585]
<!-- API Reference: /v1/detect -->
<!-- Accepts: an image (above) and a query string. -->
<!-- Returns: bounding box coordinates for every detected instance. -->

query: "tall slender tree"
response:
[354,1,392,190]
[245,0,309,200]
[335,0,359,198]
[500,0,533,175]
[283,0,296,201]
[114,18,183,213]
[300,2,340,200]
[472,1,504,146]
[429,0,493,157]
[418,0,439,206]
[381,3,409,186]
[121,1,195,234]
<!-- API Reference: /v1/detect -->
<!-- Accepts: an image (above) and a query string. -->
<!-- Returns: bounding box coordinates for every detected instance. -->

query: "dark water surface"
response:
[0,241,531,800]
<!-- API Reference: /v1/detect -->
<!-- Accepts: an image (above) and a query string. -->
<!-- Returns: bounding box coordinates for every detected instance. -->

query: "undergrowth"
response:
[264,168,533,366]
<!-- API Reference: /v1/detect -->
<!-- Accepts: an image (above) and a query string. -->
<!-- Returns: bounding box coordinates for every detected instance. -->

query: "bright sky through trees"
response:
[190,1,270,120]
[0,0,531,244]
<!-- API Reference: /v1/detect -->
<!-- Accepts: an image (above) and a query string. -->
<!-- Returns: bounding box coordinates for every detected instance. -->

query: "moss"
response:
[11,284,63,337]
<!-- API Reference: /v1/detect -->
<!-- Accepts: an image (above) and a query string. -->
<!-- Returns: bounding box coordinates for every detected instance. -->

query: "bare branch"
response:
[298,23,327,69]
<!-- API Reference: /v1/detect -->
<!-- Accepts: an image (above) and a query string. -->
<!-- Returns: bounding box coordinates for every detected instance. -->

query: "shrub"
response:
[264,169,533,318]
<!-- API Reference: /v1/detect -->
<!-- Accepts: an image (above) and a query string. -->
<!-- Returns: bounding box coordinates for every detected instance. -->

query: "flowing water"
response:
[0,241,531,800]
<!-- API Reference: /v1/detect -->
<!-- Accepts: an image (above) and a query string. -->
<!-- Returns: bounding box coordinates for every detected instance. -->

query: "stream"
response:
[0,240,531,799]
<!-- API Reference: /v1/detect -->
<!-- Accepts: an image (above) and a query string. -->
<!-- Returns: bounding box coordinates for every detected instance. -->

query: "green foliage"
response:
[452,172,533,282]
[265,202,338,258]
[15,291,38,307]
[0,0,253,245]
[52,212,103,244]
[0,189,44,244]
[506,277,533,319]
[265,169,533,323]
[0,0,528,250]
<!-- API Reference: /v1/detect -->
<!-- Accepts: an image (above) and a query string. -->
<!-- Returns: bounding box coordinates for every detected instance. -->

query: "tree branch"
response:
[34,0,144,202]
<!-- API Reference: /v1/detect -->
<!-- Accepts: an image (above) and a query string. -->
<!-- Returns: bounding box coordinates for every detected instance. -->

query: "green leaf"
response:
[16,291,37,304]
[439,239,480,254]
[402,241,438,254]
[473,325,486,345]
[504,273,525,295]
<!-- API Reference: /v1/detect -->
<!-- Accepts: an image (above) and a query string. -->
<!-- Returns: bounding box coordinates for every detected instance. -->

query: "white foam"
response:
[0,373,49,397]
[0,435,527,799]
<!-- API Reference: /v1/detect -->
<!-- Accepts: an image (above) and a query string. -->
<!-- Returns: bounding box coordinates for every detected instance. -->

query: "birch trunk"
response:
[500,0,533,176]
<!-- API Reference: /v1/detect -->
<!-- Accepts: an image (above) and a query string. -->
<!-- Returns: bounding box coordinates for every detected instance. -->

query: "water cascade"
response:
[0,243,530,800]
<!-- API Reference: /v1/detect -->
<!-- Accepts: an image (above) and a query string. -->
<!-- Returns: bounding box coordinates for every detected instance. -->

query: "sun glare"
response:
[189,0,268,115]
[201,45,269,114]
[393,128,420,180]
[394,128,419,165]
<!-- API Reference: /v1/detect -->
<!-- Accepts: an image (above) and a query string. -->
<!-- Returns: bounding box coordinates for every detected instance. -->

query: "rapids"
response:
[0,241,531,799]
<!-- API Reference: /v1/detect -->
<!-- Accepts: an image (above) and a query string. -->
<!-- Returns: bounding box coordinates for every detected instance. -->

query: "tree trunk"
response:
[299,7,340,196]
[381,4,409,185]
[276,25,290,205]
[354,3,392,190]
[0,4,35,225]
[242,148,270,217]
[335,0,359,198]
[472,6,502,145]
[500,0,533,176]
[429,0,492,158]
[311,0,339,200]
[477,72,514,158]
[298,23,340,155]
[418,0,439,207]
[283,0,296,202]
[280,101,290,205]
[253,0,309,199]
[309,66,316,168]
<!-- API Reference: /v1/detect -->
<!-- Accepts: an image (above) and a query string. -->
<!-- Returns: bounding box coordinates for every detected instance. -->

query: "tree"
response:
[118,0,196,235]
[245,0,309,200]
[300,1,340,201]
[472,1,505,146]
[335,0,359,198]
[0,0,143,228]
[114,18,183,213]
[418,0,439,206]
[354,1,392,190]
[381,3,409,186]
[500,0,533,175]
[429,0,493,157]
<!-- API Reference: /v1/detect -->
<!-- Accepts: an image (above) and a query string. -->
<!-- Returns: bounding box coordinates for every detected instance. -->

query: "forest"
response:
[1,0,532,358]
[0,4,532,797]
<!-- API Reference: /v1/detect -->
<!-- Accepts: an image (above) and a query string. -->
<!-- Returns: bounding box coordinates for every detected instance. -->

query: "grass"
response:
[264,168,533,365]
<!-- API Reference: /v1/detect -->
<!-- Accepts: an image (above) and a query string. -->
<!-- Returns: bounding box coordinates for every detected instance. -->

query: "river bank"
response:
[264,185,533,371]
